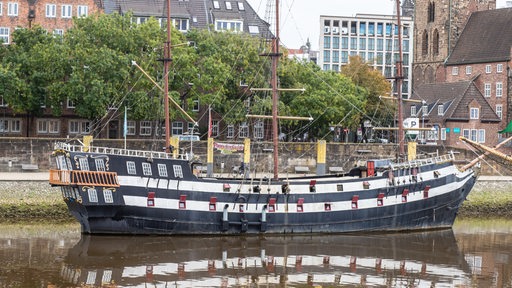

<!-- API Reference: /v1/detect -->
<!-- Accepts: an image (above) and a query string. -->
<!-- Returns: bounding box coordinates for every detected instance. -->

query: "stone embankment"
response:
[1,176,511,221]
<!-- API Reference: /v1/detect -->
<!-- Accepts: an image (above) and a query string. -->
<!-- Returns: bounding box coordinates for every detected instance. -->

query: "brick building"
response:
[412,0,496,86]
[0,0,102,44]
[409,7,512,150]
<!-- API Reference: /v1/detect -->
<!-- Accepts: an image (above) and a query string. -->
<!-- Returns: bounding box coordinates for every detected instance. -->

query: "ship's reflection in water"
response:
[61,230,471,287]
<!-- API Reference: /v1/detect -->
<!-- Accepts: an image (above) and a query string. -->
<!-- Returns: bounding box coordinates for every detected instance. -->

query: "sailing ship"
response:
[60,231,471,287]
[48,0,476,235]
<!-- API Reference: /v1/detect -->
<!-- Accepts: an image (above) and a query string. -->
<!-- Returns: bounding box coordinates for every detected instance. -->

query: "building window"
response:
[497,64,503,73]
[127,161,136,175]
[53,29,64,36]
[37,120,48,134]
[238,2,244,10]
[470,129,477,141]
[323,50,330,63]
[227,125,234,138]
[158,164,168,177]
[211,120,219,137]
[126,120,136,135]
[0,3,2,16]
[173,18,188,32]
[46,4,56,17]
[172,121,183,135]
[142,162,152,176]
[496,82,503,97]
[7,2,18,16]
[451,67,458,75]
[323,36,331,49]
[422,105,428,115]
[484,83,491,97]
[437,105,444,116]
[485,65,491,74]
[213,0,220,9]
[465,66,472,75]
[0,27,10,44]
[254,121,264,139]
[140,121,152,136]
[470,108,479,119]
[61,4,72,18]
[478,129,485,143]
[239,122,248,138]
[463,129,470,139]
[215,20,242,32]
[410,106,416,116]
[49,120,60,134]
[441,128,446,141]
[225,1,231,9]
[248,25,259,34]
[496,105,503,119]
[192,99,199,111]
[77,5,88,17]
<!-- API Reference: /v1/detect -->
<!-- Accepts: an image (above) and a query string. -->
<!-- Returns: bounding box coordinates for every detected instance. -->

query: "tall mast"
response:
[163,0,172,153]
[395,0,405,157]
[271,0,280,179]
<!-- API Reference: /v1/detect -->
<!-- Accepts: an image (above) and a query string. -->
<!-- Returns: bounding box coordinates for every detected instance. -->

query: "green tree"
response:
[340,55,394,128]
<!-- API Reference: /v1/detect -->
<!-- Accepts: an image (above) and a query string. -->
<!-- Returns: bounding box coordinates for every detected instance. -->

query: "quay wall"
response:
[0,137,502,175]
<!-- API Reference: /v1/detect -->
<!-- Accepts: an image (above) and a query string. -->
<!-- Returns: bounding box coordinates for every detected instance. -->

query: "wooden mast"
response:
[395,0,405,157]
[163,0,172,153]
[271,0,280,180]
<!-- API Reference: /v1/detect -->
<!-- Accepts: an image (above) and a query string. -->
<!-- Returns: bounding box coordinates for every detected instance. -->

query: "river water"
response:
[0,220,511,288]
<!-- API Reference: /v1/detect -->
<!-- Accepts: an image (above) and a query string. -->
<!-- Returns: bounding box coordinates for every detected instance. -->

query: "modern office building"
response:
[318,13,414,99]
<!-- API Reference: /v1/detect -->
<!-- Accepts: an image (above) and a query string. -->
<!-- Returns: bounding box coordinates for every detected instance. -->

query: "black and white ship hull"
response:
[50,143,475,235]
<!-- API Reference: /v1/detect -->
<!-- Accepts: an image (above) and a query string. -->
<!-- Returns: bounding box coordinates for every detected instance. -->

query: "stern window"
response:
[142,162,152,176]
[158,164,168,177]
[95,158,105,171]
[127,161,136,175]
[173,165,184,178]
[78,157,89,171]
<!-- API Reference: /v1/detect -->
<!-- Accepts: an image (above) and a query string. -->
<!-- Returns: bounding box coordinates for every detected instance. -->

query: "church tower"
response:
[412,0,496,87]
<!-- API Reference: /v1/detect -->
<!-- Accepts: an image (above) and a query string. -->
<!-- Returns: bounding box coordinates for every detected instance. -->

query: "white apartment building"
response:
[318,14,414,99]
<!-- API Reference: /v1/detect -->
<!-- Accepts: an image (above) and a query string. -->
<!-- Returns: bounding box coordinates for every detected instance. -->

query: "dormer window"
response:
[470,107,479,119]
[422,105,428,115]
[437,105,444,116]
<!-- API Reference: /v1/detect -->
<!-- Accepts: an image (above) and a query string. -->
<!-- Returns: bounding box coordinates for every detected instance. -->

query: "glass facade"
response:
[319,15,413,99]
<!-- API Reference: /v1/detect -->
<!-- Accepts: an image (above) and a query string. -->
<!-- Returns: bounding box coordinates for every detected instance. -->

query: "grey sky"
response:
[246,0,510,50]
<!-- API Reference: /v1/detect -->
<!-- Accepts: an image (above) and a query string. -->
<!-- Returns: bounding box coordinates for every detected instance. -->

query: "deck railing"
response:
[54,142,187,160]
[49,169,120,187]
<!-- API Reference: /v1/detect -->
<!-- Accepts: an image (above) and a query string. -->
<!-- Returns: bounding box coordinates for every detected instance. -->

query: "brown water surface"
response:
[0,220,511,287]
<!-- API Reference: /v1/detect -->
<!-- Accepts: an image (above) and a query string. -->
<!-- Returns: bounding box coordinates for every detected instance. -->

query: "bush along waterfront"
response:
[1,181,512,222]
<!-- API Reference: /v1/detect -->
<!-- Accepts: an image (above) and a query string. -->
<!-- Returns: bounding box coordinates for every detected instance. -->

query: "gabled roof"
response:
[446,8,512,65]
[409,81,500,123]
[103,0,271,38]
